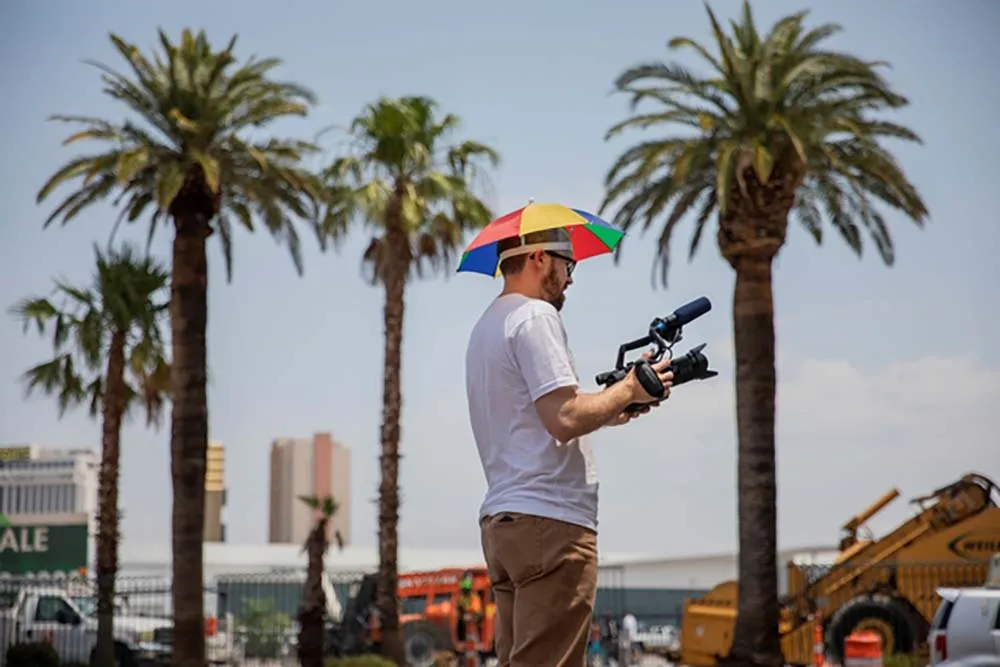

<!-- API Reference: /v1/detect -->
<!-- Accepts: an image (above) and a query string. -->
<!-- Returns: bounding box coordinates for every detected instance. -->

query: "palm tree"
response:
[10,242,170,667]
[599,3,927,665]
[319,95,499,663]
[35,29,325,665]
[297,495,344,667]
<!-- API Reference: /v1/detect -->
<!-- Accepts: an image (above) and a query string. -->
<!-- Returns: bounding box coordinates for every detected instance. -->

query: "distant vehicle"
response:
[0,585,171,666]
[635,624,679,654]
[0,580,240,666]
[928,554,1000,665]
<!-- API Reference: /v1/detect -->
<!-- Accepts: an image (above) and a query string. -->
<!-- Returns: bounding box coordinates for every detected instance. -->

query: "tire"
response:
[825,594,923,664]
[402,619,452,667]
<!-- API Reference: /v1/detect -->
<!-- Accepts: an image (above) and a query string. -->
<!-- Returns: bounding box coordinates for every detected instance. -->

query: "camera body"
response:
[595,297,719,413]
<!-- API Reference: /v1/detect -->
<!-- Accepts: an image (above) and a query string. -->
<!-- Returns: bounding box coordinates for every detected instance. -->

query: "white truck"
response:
[0,585,241,666]
[0,585,171,665]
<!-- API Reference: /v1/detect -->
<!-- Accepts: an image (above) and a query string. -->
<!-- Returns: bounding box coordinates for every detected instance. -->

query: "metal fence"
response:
[0,573,241,666]
[215,570,369,664]
[0,572,310,666]
[0,563,718,666]
[0,569,392,667]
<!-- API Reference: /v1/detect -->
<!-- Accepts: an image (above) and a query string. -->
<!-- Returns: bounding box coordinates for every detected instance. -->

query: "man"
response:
[456,570,483,644]
[465,228,674,666]
[621,611,639,666]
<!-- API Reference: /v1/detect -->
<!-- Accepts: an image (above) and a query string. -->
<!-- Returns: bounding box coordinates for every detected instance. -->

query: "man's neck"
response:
[499,279,543,301]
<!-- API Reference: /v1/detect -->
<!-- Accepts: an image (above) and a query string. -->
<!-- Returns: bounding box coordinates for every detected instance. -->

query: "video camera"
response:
[595,296,719,413]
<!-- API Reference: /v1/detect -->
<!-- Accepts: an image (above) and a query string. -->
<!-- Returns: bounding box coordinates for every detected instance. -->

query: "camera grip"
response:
[634,359,665,399]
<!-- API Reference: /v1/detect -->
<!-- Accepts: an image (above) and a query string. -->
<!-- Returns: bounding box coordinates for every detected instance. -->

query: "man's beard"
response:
[542,264,566,311]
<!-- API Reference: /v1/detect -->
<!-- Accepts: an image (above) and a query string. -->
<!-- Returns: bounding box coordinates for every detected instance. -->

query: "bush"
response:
[326,656,398,667]
[6,642,60,667]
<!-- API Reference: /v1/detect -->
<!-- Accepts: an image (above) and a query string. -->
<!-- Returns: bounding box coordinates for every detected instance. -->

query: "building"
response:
[0,445,97,577]
[268,432,351,547]
[204,440,226,543]
[0,445,97,520]
[114,537,837,625]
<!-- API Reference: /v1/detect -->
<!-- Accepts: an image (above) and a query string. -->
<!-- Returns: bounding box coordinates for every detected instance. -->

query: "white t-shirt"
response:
[465,293,599,531]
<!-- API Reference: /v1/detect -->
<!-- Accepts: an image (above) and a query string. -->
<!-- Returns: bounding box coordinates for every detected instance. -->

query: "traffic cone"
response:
[844,631,883,667]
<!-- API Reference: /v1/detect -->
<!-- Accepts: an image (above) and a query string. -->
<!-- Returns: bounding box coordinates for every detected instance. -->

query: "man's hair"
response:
[497,228,572,276]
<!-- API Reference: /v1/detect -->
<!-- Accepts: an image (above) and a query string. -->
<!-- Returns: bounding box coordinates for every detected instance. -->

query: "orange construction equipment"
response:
[367,567,497,663]
[843,631,883,667]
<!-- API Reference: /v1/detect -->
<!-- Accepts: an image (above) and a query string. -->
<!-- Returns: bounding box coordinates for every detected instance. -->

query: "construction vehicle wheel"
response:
[402,619,451,667]
[825,594,921,664]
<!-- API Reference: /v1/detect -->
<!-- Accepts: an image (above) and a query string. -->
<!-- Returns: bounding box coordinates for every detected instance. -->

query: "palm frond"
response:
[318,96,500,285]
[10,242,170,426]
[601,0,928,284]
[38,28,324,281]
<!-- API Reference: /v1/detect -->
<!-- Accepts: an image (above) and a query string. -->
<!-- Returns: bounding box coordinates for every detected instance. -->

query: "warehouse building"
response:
[116,538,836,627]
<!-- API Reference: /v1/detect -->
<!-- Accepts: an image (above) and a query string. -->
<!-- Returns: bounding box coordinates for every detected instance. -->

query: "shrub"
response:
[326,656,398,667]
[6,642,59,667]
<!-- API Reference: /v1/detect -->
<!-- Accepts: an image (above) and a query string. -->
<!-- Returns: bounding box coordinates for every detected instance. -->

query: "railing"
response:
[0,565,654,666]
[0,571,373,667]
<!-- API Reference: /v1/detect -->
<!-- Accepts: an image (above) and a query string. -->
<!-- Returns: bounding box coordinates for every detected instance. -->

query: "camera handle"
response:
[612,318,680,371]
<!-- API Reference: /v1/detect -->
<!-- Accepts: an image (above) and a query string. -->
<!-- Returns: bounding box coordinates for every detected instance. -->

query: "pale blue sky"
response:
[0,0,997,557]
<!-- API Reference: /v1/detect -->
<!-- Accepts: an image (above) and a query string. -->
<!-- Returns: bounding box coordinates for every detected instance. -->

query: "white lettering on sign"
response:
[0,527,49,553]
[399,574,459,589]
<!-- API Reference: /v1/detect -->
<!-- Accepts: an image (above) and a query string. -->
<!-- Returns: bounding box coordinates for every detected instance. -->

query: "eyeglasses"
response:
[545,250,576,277]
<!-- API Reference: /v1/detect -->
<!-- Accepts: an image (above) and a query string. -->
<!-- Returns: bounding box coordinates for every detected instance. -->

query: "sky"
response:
[0,0,997,560]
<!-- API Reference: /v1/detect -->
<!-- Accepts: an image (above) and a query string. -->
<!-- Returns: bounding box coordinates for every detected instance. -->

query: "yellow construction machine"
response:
[672,472,1000,666]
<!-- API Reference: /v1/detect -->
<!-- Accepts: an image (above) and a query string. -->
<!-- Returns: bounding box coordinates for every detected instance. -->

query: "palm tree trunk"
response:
[95,331,128,667]
[170,216,210,667]
[377,221,406,666]
[298,522,328,667]
[725,257,783,667]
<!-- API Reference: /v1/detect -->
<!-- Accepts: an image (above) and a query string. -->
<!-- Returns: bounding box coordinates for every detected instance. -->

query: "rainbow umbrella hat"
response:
[457,201,625,277]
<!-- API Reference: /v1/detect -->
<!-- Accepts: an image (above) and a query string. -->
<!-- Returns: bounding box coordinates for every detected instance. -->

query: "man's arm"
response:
[512,310,670,443]
[534,381,639,443]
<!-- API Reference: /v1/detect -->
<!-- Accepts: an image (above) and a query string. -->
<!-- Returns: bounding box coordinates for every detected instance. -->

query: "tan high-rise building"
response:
[268,432,351,546]
[204,440,226,542]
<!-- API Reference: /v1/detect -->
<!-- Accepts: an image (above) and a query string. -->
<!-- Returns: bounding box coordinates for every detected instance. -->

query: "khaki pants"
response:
[480,512,599,667]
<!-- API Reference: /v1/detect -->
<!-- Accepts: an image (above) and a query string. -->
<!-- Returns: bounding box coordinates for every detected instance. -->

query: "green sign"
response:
[0,519,88,576]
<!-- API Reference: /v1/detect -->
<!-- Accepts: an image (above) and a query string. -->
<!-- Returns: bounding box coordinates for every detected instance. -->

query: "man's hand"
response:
[533,351,673,442]
[604,403,655,427]
[625,353,674,405]
[604,351,672,427]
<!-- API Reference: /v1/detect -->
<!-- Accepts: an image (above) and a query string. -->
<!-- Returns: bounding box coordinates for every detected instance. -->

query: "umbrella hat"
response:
[457,201,625,277]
